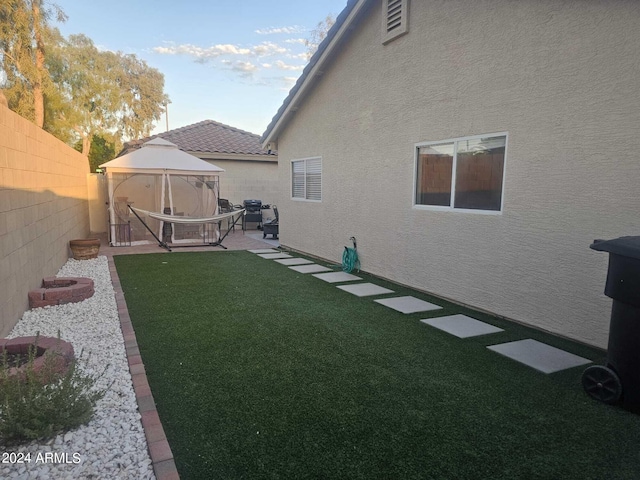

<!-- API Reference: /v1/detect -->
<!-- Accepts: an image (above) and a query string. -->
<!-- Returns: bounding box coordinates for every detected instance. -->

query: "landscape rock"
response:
[1,257,156,480]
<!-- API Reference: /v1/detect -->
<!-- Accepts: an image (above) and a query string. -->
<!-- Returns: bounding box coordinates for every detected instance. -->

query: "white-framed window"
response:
[291,157,322,201]
[382,0,409,44]
[413,133,507,213]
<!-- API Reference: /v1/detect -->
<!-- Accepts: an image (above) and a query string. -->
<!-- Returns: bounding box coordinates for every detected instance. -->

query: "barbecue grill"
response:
[243,199,263,230]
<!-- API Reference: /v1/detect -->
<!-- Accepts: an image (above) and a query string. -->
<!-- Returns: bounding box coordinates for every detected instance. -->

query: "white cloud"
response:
[274,60,304,71]
[280,76,299,90]
[154,41,290,61]
[153,43,251,61]
[285,38,307,45]
[287,52,309,61]
[233,61,258,73]
[255,26,305,35]
[218,59,259,77]
[154,38,306,81]
[252,41,288,57]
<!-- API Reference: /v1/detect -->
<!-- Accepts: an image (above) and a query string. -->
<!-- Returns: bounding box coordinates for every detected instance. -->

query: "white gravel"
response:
[1,256,155,480]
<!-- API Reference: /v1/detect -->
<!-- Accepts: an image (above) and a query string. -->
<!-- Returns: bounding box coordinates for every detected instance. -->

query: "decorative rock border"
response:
[28,277,95,309]
[0,336,75,379]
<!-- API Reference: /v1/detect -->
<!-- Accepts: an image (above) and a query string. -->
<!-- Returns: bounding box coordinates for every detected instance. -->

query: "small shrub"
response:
[0,337,108,446]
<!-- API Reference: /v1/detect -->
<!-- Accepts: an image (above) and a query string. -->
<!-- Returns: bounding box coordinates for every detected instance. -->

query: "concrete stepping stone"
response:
[312,272,362,283]
[258,253,293,259]
[487,339,591,374]
[421,314,503,338]
[374,296,442,314]
[289,264,332,274]
[248,249,279,254]
[275,258,314,266]
[337,283,395,297]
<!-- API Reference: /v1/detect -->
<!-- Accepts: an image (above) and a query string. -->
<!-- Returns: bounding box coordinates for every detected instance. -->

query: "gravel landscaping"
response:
[2,256,155,480]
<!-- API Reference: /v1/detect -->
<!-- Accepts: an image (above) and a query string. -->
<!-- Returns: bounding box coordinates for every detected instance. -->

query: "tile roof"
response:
[119,120,277,158]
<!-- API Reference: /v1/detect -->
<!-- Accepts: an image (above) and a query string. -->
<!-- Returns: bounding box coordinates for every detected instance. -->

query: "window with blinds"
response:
[291,157,322,201]
[382,0,409,44]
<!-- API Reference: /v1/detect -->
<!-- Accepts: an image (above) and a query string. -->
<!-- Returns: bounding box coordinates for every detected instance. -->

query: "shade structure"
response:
[99,138,225,245]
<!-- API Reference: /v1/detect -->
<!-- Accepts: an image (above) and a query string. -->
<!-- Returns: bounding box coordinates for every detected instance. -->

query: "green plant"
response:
[0,337,108,446]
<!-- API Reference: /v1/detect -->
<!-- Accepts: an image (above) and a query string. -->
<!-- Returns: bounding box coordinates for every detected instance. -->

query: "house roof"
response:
[261,0,366,146]
[119,119,277,159]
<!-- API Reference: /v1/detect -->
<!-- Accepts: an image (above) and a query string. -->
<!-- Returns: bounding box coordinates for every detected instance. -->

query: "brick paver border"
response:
[107,256,180,480]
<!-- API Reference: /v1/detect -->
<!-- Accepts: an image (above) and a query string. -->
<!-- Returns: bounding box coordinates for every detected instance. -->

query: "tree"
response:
[47,33,168,154]
[74,133,116,172]
[116,52,167,141]
[305,14,336,59]
[1,5,168,154]
[0,0,66,127]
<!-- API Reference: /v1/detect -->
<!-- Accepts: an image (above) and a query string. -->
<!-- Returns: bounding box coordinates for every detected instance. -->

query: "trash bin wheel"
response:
[582,365,622,404]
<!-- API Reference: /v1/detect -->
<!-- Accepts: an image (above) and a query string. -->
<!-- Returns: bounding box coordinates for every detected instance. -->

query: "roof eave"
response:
[261,0,368,148]
[194,151,278,162]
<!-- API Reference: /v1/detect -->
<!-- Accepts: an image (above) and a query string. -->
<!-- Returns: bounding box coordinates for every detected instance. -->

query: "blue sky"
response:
[54,0,347,137]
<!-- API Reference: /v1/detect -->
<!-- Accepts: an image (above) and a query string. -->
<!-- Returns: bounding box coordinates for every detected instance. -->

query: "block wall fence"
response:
[0,105,90,337]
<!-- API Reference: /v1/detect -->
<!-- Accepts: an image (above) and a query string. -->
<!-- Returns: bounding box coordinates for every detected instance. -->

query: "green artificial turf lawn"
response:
[114,251,640,480]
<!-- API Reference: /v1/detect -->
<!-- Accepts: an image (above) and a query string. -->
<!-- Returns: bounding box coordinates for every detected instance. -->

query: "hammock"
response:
[127,205,245,251]
[129,206,245,224]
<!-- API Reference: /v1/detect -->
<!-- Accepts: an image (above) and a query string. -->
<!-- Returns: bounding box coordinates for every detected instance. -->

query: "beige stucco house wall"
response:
[198,156,278,208]
[264,0,640,348]
[0,105,90,336]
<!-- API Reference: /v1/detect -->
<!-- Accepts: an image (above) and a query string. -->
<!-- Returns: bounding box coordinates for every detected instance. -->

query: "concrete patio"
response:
[96,228,277,257]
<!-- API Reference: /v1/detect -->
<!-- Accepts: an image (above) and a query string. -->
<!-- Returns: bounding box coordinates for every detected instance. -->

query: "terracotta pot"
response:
[69,238,101,260]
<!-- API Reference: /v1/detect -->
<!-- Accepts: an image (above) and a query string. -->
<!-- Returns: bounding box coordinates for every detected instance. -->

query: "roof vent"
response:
[382,0,409,44]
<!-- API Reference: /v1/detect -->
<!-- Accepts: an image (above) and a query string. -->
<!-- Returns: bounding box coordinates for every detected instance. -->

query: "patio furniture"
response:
[218,199,241,231]
[263,205,279,239]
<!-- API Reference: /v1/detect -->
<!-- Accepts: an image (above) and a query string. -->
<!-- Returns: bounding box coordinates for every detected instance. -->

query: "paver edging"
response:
[106,255,180,480]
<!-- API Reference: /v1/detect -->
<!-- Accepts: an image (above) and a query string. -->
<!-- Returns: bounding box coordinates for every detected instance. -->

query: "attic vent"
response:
[386,0,402,31]
[382,0,409,44]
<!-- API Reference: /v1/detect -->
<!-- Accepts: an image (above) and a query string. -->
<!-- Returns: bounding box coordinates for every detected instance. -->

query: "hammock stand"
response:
[128,205,245,251]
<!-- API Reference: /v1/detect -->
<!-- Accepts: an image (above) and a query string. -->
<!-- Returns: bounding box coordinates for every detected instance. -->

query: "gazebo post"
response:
[166,172,175,243]
[107,171,116,246]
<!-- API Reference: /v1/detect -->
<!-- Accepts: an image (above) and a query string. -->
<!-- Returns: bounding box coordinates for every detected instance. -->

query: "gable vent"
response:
[386,0,403,32]
[382,0,409,44]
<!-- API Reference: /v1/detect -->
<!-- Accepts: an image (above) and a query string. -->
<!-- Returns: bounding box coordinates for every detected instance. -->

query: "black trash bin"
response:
[582,236,640,411]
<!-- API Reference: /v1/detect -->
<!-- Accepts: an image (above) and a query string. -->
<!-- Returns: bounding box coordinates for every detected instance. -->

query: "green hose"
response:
[342,237,360,273]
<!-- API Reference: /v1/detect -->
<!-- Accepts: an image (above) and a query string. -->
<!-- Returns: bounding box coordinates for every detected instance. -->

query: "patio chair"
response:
[218,199,239,231]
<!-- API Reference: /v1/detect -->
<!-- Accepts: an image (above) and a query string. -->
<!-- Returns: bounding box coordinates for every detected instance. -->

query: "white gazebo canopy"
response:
[100,138,225,245]
[99,137,225,175]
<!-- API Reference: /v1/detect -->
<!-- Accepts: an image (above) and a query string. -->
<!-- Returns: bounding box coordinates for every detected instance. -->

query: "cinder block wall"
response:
[0,105,90,337]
